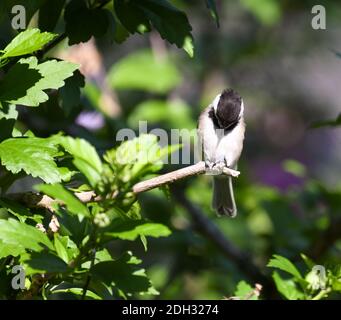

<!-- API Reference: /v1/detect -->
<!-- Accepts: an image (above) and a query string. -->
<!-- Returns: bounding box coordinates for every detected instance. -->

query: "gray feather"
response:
[212,176,237,217]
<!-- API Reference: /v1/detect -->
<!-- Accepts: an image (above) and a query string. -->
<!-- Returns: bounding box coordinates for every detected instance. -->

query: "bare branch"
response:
[133,161,239,194]
[6,161,239,210]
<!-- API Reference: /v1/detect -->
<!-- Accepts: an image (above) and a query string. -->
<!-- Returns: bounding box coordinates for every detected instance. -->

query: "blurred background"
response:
[1,0,341,299]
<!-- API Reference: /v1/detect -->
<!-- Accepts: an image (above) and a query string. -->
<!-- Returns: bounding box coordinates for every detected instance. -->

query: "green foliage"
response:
[127,99,195,129]
[0,28,56,60]
[0,0,339,302]
[233,281,259,300]
[35,184,90,217]
[114,0,194,57]
[64,0,110,45]
[0,137,65,184]
[108,49,181,93]
[56,136,103,187]
[103,219,171,241]
[240,0,282,26]
[267,255,303,280]
[0,133,174,299]
[0,218,54,252]
[267,254,341,300]
[0,57,79,106]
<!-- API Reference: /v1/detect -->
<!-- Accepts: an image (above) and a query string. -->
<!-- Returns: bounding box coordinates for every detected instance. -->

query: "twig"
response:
[7,162,239,210]
[133,161,239,194]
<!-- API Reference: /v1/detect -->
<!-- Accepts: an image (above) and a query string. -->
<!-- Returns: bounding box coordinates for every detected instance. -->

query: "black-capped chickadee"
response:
[198,89,245,217]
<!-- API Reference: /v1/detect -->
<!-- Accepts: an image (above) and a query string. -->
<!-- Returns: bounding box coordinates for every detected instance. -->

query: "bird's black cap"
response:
[215,89,242,129]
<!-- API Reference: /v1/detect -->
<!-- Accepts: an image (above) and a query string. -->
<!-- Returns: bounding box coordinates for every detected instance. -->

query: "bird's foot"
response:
[205,160,226,175]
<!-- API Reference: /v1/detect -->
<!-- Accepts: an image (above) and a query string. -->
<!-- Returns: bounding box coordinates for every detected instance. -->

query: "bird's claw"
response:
[205,160,226,175]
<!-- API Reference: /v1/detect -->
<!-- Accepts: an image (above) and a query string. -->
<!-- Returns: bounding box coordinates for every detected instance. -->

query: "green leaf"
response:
[300,254,315,269]
[103,219,171,241]
[64,0,110,44]
[1,28,56,59]
[108,49,181,93]
[0,239,25,258]
[115,0,194,56]
[234,280,258,300]
[0,137,63,184]
[267,254,303,280]
[127,99,195,129]
[205,0,220,27]
[56,136,103,187]
[0,218,54,252]
[0,198,42,224]
[91,251,158,296]
[38,0,66,32]
[23,252,69,275]
[0,57,79,107]
[52,288,101,300]
[54,234,70,263]
[59,70,85,116]
[282,159,306,177]
[55,206,89,246]
[0,104,17,142]
[240,0,281,26]
[35,183,90,217]
[272,271,305,300]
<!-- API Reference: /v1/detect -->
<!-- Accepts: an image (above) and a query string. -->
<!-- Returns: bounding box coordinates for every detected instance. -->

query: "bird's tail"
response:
[212,176,237,217]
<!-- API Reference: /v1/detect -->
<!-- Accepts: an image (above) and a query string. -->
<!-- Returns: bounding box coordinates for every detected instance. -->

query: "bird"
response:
[197,88,245,217]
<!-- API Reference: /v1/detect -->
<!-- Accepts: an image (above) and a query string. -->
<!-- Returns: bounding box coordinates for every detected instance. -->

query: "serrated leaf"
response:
[104,219,171,241]
[234,280,258,300]
[107,49,181,93]
[1,28,56,59]
[0,137,63,184]
[272,271,305,300]
[0,57,79,107]
[35,183,90,217]
[105,134,181,183]
[64,0,109,44]
[115,0,194,56]
[267,254,303,280]
[56,136,103,187]
[91,251,158,296]
[0,218,54,252]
